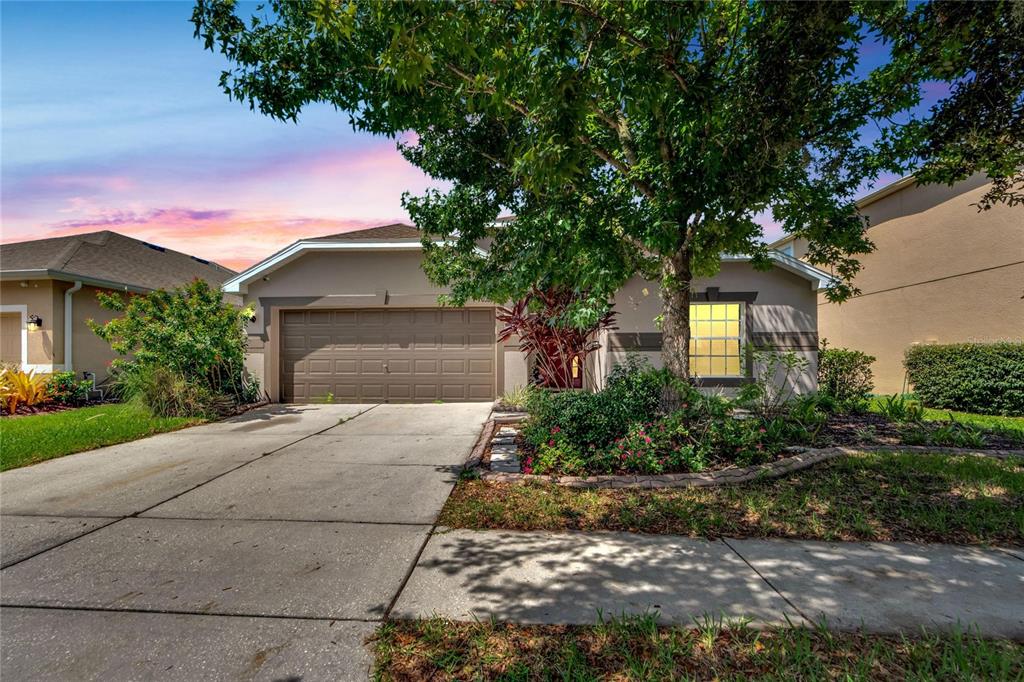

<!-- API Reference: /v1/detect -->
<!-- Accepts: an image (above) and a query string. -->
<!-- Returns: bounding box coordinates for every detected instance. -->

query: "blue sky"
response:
[2,1,930,269]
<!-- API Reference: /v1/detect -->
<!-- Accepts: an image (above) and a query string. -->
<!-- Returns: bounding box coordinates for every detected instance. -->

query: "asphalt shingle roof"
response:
[0,231,235,291]
[308,223,422,241]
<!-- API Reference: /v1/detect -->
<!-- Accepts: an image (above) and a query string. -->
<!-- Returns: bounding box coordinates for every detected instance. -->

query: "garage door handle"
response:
[383,361,389,374]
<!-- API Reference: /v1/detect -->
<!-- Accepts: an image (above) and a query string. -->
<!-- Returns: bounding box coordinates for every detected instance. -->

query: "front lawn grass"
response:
[868,398,1024,440]
[374,615,1024,681]
[442,452,1024,545]
[0,403,202,471]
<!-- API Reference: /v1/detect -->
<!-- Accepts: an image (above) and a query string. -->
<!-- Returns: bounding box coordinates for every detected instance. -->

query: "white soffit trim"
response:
[222,239,486,294]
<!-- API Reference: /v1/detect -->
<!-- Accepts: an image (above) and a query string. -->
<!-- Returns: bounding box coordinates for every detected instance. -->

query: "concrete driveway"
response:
[0,402,492,681]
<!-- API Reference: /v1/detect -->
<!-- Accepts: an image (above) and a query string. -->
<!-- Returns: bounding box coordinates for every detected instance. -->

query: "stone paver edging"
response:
[478,434,1024,489]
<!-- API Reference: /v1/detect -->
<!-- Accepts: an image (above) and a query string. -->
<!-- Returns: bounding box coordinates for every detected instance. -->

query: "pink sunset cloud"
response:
[2,136,444,272]
[3,207,400,272]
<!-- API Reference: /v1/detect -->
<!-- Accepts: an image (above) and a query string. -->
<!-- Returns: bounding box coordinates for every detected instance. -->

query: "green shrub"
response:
[90,279,258,414]
[523,359,666,451]
[818,340,875,403]
[46,371,91,405]
[904,342,1024,416]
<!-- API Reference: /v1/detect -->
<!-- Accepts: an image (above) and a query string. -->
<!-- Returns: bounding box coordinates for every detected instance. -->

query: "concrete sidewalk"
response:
[393,529,1024,638]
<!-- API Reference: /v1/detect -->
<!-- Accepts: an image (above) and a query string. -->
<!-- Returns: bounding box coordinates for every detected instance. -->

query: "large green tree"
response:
[193,0,1022,380]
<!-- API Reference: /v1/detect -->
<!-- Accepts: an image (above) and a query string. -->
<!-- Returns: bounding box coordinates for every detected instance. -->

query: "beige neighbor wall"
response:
[70,285,122,382]
[818,176,1024,394]
[0,280,132,381]
[595,261,820,396]
[0,280,60,372]
[241,249,525,402]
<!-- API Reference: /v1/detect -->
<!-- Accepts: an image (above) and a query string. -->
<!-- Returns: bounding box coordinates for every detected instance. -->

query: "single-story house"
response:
[0,230,235,380]
[224,223,832,403]
[770,174,1024,394]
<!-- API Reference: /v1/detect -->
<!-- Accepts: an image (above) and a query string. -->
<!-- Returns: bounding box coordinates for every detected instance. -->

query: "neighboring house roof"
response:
[0,230,235,292]
[308,223,422,242]
[224,222,833,294]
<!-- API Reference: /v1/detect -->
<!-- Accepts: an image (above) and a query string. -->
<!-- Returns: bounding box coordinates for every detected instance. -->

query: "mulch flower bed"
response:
[824,412,1022,450]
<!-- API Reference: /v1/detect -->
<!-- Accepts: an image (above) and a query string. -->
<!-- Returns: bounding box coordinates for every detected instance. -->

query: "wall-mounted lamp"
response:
[26,314,43,331]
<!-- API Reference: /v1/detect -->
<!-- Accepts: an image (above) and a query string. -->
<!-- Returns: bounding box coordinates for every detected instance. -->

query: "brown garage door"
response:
[280,308,496,403]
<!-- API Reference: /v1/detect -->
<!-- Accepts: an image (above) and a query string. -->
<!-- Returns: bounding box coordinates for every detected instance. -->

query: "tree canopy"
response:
[193,0,1023,379]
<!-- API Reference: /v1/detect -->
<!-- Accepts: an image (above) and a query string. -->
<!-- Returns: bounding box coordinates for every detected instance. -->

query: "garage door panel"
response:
[308,359,333,375]
[413,334,439,349]
[468,384,494,399]
[335,359,358,374]
[414,359,438,374]
[281,307,495,403]
[441,335,465,349]
[360,310,385,325]
[468,359,493,375]
[334,334,358,349]
[282,335,308,350]
[467,309,493,325]
[388,359,411,374]
[334,311,358,326]
[441,359,465,375]
[360,359,386,374]
[308,311,332,326]
[413,310,438,325]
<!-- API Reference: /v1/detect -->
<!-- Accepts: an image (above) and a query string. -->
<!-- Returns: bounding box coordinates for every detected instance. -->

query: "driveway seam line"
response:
[0,517,125,572]
[720,537,813,626]
[0,405,381,571]
[126,404,381,519]
[0,602,384,623]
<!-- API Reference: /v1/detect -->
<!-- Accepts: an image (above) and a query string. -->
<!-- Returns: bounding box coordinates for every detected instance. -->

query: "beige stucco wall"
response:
[0,280,130,381]
[240,249,523,401]
[0,280,60,371]
[240,250,822,401]
[819,177,1024,394]
[596,261,820,394]
[770,177,1023,395]
[70,285,122,382]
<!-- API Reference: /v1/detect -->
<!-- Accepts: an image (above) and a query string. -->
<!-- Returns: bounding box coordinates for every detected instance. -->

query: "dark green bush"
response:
[818,340,875,403]
[90,279,260,416]
[904,342,1024,416]
[523,362,665,451]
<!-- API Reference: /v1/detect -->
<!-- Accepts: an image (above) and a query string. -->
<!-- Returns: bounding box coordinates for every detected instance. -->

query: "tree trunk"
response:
[660,249,692,381]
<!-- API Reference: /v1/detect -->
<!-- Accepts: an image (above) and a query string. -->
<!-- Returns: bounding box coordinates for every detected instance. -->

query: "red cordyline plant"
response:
[496,286,617,389]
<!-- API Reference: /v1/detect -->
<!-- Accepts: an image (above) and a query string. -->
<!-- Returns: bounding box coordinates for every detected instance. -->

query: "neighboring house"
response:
[225,223,832,403]
[0,230,235,380]
[771,174,1024,394]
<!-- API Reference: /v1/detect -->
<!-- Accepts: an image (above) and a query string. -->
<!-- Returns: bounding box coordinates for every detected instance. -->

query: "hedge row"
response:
[904,342,1024,416]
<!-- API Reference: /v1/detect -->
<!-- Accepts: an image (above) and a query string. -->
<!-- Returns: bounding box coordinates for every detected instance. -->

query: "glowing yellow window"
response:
[688,302,744,377]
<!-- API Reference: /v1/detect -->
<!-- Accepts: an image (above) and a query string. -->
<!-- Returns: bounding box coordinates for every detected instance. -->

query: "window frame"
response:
[688,302,747,379]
